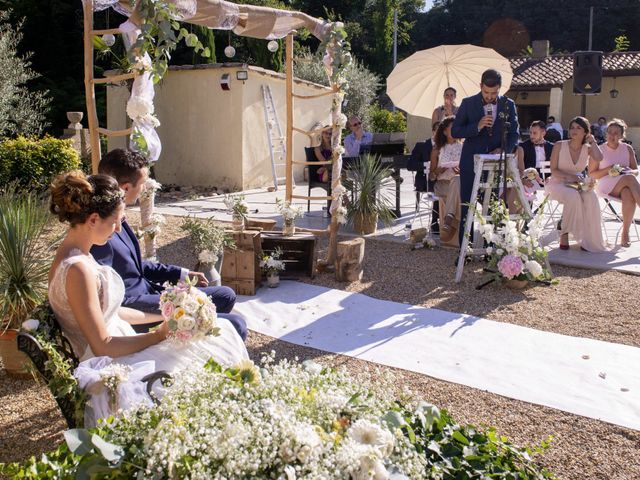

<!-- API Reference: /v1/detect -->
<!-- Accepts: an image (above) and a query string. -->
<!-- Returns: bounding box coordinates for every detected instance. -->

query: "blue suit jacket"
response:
[451,92,519,175]
[91,221,182,311]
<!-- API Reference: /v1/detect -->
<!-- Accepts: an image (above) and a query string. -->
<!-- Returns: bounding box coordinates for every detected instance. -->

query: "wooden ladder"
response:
[82,1,138,173]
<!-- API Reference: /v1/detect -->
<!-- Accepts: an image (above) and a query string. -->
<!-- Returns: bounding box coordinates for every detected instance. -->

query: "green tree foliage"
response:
[368,104,407,133]
[412,0,640,55]
[293,52,381,127]
[0,12,50,137]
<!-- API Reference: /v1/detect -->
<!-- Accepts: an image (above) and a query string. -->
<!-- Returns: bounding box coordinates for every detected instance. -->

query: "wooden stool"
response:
[336,238,365,282]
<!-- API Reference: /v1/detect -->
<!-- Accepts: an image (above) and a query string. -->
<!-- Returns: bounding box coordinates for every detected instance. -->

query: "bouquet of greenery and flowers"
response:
[276,198,303,225]
[259,247,285,275]
[180,217,235,265]
[475,199,553,284]
[224,194,249,220]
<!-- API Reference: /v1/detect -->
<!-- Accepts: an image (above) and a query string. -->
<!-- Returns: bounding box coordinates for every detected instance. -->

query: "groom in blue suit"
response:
[91,149,247,340]
[451,69,519,247]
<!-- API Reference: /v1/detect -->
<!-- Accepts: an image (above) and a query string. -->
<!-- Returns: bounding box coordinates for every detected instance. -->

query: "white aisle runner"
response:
[236,281,640,431]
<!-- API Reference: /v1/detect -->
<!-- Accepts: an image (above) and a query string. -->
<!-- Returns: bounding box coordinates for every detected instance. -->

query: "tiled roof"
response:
[509,51,640,89]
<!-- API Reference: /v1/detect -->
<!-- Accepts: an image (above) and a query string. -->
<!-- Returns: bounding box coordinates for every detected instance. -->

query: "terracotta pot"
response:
[0,329,31,377]
[353,212,378,235]
[505,278,529,290]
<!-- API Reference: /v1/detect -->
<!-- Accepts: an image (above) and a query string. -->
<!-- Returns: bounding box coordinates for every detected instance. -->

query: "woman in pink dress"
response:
[545,116,606,251]
[589,119,640,247]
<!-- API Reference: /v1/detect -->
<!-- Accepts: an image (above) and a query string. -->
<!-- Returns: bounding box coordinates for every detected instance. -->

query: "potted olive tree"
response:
[180,217,235,285]
[0,186,54,376]
[344,154,395,234]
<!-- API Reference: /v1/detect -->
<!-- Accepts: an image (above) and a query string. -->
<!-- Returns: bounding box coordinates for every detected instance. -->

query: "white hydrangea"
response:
[525,260,543,279]
[198,249,218,265]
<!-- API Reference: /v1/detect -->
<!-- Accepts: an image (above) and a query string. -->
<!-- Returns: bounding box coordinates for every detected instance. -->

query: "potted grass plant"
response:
[0,185,54,376]
[344,154,395,234]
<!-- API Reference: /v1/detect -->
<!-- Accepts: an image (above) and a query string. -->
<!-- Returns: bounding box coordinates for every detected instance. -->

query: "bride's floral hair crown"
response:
[50,171,124,226]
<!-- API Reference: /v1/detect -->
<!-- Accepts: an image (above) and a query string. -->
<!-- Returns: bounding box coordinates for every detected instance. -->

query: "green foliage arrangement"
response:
[0,12,50,138]
[0,186,55,330]
[0,136,81,191]
[0,356,555,479]
[129,0,210,83]
[180,217,236,257]
[294,52,380,127]
[369,104,407,133]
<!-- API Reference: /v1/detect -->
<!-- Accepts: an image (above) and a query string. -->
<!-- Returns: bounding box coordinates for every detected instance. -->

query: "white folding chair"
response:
[411,161,442,231]
[536,160,562,232]
[599,193,640,245]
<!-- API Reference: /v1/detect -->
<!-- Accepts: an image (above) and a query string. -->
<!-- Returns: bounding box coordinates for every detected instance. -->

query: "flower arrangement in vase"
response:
[260,247,285,288]
[276,198,303,236]
[180,217,235,286]
[475,199,553,288]
[224,195,249,231]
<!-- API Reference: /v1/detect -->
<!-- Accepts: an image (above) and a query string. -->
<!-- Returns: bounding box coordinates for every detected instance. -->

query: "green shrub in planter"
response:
[369,104,407,133]
[0,135,81,191]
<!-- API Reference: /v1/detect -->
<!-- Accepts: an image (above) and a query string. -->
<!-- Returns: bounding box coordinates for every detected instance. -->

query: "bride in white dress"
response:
[48,171,249,376]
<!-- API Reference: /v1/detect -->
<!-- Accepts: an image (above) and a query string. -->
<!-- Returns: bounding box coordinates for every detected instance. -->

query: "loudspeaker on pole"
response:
[573,51,603,95]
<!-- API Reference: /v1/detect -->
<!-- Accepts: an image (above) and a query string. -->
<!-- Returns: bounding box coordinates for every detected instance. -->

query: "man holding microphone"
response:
[451,69,519,251]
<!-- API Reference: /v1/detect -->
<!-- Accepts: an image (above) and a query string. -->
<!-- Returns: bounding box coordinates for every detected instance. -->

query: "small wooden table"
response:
[261,232,317,278]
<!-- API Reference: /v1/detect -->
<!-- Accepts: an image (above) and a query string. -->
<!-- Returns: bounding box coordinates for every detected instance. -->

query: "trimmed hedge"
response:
[0,135,81,190]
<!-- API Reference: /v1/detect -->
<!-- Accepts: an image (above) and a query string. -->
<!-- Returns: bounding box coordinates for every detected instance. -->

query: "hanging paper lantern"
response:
[224,45,236,58]
[267,40,279,53]
[102,33,116,47]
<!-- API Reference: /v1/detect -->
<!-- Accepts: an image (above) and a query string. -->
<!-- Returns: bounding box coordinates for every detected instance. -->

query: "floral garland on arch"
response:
[138,178,163,261]
[319,22,351,217]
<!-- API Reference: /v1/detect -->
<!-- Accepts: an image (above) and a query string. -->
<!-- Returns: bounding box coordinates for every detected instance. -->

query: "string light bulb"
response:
[224,45,236,58]
[267,40,279,53]
[102,34,116,47]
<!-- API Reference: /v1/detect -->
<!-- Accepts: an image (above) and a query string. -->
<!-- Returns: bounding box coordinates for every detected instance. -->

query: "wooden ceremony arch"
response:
[82,0,345,265]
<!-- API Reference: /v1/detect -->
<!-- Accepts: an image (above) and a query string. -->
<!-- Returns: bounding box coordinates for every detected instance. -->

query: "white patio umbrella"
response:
[386,44,513,118]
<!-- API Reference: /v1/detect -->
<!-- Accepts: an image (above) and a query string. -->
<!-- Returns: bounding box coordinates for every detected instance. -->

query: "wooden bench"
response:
[17,302,170,428]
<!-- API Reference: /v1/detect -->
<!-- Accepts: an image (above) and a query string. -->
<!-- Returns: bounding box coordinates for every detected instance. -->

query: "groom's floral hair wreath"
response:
[98,148,149,187]
[50,171,124,227]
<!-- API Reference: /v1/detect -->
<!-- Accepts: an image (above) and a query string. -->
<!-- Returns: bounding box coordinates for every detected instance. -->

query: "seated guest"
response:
[591,116,607,143]
[589,118,640,247]
[344,116,373,157]
[512,120,553,204]
[314,127,334,182]
[429,116,462,242]
[546,116,563,141]
[431,87,459,124]
[545,116,606,252]
[91,149,247,340]
[410,122,441,233]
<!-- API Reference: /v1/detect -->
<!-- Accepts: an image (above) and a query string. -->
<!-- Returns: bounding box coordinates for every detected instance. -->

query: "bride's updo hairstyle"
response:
[50,171,124,226]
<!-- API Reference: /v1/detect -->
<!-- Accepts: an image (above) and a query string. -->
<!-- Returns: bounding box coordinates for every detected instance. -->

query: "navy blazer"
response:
[519,139,553,170]
[410,139,433,192]
[91,221,182,310]
[451,92,519,175]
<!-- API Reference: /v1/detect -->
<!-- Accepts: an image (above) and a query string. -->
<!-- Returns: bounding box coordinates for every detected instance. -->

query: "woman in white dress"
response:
[588,119,640,247]
[47,171,249,372]
[429,116,462,243]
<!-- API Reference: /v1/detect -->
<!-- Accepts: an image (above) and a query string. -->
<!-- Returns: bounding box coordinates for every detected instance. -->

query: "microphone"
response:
[486,103,493,135]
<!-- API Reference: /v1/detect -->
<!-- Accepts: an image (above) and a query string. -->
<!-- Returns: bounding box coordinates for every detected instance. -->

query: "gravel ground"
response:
[1,210,639,479]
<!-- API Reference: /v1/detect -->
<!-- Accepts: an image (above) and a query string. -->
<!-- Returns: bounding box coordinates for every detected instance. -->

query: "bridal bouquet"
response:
[609,164,624,177]
[159,279,220,343]
[565,173,595,192]
[475,200,552,284]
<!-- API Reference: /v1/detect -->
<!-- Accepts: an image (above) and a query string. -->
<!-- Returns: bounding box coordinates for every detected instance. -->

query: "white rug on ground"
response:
[236,281,640,431]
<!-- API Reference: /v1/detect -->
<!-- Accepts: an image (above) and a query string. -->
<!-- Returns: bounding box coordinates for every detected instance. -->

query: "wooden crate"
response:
[221,230,262,295]
[261,232,317,278]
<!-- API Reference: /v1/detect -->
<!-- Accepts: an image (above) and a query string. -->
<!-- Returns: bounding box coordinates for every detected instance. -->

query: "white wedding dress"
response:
[48,250,249,373]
